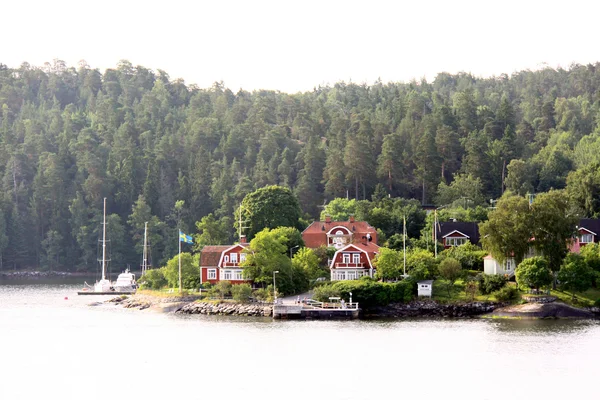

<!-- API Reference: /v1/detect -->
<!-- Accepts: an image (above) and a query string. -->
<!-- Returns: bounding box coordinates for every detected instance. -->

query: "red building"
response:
[302,216,379,281]
[436,221,480,249]
[200,238,251,285]
[329,242,378,281]
[302,215,377,250]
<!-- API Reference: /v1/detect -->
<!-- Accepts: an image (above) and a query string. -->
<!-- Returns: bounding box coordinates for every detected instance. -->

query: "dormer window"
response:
[230,253,238,263]
[445,237,467,246]
[240,253,246,262]
[581,234,593,243]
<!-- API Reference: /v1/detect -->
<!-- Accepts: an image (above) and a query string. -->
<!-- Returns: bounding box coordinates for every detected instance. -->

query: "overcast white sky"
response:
[2,0,599,93]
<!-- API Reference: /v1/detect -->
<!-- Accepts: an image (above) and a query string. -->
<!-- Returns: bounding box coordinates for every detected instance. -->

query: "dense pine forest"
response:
[1,59,600,272]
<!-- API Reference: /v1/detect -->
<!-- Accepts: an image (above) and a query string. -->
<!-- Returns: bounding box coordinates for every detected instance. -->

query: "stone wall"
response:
[365,301,502,318]
[178,301,272,317]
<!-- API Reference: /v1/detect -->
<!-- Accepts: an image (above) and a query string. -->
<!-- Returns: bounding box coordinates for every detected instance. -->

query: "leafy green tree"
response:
[374,247,402,281]
[531,190,577,274]
[565,163,600,217]
[505,159,533,196]
[139,267,167,289]
[440,242,487,271]
[194,213,231,250]
[292,247,326,281]
[239,186,302,239]
[479,194,533,265]
[406,248,438,280]
[438,257,462,296]
[580,242,600,273]
[557,254,593,300]
[163,252,199,289]
[435,173,485,207]
[320,198,357,221]
[516,257,553,292]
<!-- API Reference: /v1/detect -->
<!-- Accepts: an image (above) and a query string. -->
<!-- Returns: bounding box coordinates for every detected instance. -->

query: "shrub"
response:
[210,281,232,299]
[139,268,167,290]
[493,286,518,302]
[253,288,270,302]
[231,283,252,302]
[312,284,340,302]
[594,298,600,307]
[478,274,507,295]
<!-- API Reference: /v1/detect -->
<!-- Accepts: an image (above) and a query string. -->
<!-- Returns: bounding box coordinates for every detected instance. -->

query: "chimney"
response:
[349,215,355,223]
[325,215,331,223]
[240,235,247,244]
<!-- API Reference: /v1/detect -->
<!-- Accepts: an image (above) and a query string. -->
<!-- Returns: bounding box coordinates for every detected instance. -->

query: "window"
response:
[208,269,216,280]
[230,253,238,263]
[504,259,515,271]
[343,254,350,264]
[337,271,346,280]
[224,255,229,263]
[234,270,243,280]
[223,270,232,280]
[445,237,467,247]
[352,254,360,264]
[347,271,356,280]
[581,234,593,243]
[240,253,246,262]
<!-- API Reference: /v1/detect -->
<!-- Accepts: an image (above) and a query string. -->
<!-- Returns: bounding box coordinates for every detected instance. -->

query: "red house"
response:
[570,219,600,253]
[436,222,480,249]
[329,241,379,281]
[200,238,251,285]
[302,215,377,250]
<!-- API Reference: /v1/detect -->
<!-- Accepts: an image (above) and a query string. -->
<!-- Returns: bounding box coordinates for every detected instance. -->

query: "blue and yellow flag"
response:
[179,231,194,244]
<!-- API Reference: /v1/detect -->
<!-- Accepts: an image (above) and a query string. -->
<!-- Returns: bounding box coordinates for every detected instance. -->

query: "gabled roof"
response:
[200,246,230,267]
[578,219,600,236]
[437,222,479,244]
[442,229,470,239]
[302,220,377,235]
[331,242,380,268]
[217,243,249,267]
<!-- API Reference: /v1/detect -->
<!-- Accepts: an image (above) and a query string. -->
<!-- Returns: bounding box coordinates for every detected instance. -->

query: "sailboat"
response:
[77,198,136,295]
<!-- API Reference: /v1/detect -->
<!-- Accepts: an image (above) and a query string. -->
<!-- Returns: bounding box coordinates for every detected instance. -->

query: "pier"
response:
[273,298,360,319]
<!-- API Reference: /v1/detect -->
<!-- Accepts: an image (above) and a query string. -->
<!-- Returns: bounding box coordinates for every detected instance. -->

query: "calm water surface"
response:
[1,279,599,400]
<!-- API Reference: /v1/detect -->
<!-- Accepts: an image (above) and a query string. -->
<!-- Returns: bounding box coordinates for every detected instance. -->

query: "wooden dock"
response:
[273,300,360,320]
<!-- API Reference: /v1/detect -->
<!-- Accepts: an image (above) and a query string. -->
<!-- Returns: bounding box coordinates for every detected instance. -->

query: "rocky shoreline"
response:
[364,301,503,318]
[109,294,272,316]
[108,294,600,320]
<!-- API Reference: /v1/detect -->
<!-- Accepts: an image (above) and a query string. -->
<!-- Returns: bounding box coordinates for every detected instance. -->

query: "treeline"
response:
[1,59,600,271]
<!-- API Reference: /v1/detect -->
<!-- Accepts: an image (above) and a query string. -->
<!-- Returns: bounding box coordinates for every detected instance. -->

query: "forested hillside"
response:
[1,59,600,272]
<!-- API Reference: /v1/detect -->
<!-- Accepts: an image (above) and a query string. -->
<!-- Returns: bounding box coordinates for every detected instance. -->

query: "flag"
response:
[179,230,194,244]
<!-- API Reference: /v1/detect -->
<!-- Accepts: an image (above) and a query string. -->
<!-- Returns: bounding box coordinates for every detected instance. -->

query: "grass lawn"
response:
[137,288,204,298]
[431,279,506,303]
[548,287,600,307]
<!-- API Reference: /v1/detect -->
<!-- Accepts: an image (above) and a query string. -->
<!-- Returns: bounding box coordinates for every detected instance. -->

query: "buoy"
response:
[64,297,68,300]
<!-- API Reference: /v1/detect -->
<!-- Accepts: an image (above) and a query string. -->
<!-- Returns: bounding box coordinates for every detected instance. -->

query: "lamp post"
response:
[289,245,299,259]
[273,270,279,301]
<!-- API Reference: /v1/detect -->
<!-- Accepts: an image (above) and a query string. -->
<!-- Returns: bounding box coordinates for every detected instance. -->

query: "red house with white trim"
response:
[302,215,377,250]
[329,241,379,281]
[200,238,251,285]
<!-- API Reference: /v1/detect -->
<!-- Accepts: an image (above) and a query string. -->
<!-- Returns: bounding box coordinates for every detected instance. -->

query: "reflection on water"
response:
[1,280,598,400]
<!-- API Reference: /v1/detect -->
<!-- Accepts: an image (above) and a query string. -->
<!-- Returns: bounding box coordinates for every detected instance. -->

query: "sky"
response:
[3,0,599,93]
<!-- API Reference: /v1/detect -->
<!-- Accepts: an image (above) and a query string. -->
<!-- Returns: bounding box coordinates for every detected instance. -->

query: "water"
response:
[1,279,599,400]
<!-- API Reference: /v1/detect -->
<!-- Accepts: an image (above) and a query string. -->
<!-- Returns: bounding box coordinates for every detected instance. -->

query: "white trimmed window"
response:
[234,270,243,280]
[208,269,216,280]
[343,254,350,264]
[504,259,515,271]
[581,234,593,243]
[223,270,232,280]
[445,237,467,246]
[240,253,246,262]
[337,271,346,280]
[352,254,360,264]
[230,253,238,263]
[224,255,229,263]
[347,271,356,280]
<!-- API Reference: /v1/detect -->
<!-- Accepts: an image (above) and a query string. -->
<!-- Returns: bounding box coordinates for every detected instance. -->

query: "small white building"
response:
[483,255,516,277]
[417,280,433,297]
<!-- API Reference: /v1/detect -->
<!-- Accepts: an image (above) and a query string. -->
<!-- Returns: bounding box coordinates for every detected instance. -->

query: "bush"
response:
[493,286,518,302]
[594,298,600,307]
[139,268,167,290]
[312,284,340,302]
[210,281,232,299]
[478,274,508,295]
[231,283,252,302]
[253,287,270,302]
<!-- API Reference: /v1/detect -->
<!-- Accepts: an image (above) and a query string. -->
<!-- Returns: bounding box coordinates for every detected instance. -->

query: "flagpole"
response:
[434,210,438,258]
[403,215,406,277]
[178,231,182,294]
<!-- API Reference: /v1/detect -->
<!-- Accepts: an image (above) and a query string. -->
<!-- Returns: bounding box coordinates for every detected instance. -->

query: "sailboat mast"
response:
[142,222,148,274]
[102,197,107,281]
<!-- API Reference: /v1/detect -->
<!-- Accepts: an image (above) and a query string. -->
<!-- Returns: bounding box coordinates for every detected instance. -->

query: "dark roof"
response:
[418,280,434,285]
[200,245,230,267]
[578,219,600,235]
[437,222,480,245]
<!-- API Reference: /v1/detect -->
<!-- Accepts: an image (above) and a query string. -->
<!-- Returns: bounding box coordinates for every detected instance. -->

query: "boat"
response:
[78,198,136,295]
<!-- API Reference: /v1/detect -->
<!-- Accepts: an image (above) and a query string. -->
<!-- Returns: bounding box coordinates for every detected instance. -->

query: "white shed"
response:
[417,280,433,297]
